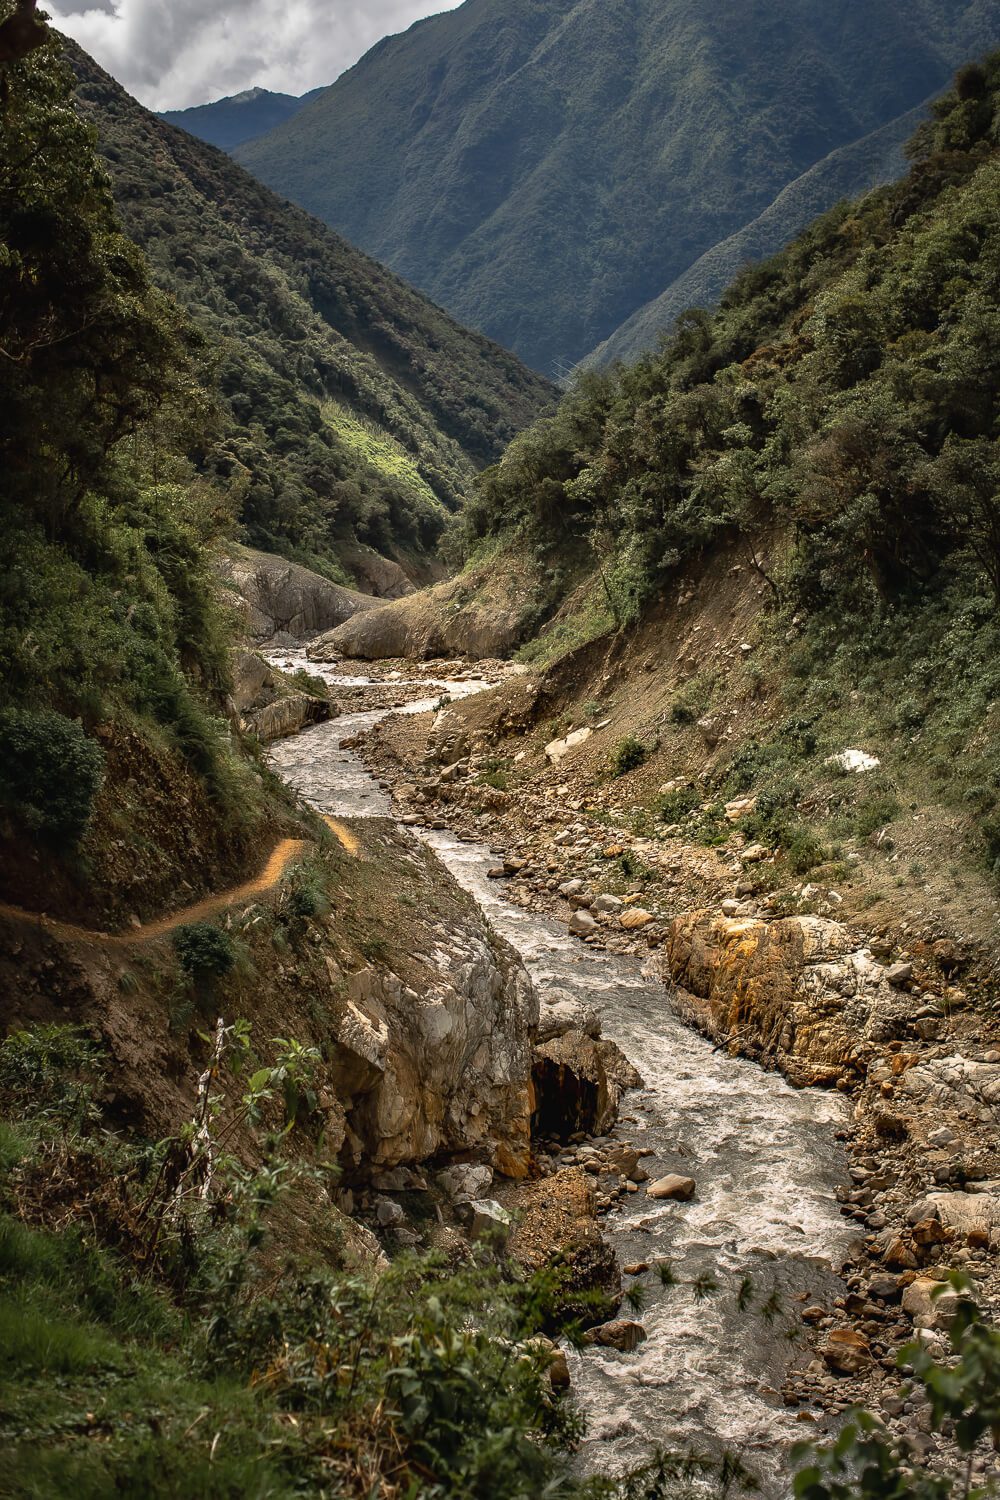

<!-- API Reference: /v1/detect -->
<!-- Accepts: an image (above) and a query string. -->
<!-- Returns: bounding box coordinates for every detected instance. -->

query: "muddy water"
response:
[266,652,852,1493]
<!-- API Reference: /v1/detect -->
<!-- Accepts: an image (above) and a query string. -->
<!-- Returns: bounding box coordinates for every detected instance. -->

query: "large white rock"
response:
[546,727,593,763]
[437,1163,495,1203]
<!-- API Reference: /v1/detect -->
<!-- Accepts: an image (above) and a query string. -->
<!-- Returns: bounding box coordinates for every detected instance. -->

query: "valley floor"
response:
[296,647,1000,1488]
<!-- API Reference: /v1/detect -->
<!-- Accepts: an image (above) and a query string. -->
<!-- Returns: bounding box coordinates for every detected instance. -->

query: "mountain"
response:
[69,46,554,583]
[236,0,1000,375]
[582,98,926,369]
[159,85,325,151]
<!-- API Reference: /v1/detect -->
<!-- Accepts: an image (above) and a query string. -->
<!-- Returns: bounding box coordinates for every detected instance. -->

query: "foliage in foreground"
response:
[3,1024,1000,1498]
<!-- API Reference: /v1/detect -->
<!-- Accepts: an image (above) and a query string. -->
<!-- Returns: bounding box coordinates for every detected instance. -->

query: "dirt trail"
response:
[0,837,309,949]
[324,816,361,856]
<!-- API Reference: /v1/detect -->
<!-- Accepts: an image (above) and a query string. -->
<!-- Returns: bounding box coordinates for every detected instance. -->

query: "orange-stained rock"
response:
[662,912,908,1087]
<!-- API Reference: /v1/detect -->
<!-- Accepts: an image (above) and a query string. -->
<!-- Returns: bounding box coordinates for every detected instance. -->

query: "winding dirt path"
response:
[324,816,360,855]
[0,837,310,949]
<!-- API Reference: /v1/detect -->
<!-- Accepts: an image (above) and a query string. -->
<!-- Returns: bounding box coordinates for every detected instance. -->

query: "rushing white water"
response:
[266,652,853,1493]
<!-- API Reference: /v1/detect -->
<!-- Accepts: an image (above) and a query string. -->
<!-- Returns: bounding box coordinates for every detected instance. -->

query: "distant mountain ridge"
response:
[70,45,554,583]
[236,0,1000,374]
[159,85,324,151]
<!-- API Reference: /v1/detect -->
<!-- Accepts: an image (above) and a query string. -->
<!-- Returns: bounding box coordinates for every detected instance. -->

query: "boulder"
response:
[437,1163,494,1204]
[620,908,655,931]
[821,1328,872,1374]
[324,869,539,1179]
[546,727,593,764]
[468,1199,512,1246]
[583,1320,648,1353]
[647,1174,696,1202]
[537,991,602,1043]
[663,912,911,1087]
[902,1278,961,1332]
[532,1031,642,1141]
[569,909,598,938]
[375,1196,405,1229]
[593,894,624,916]
[218,545,374,643]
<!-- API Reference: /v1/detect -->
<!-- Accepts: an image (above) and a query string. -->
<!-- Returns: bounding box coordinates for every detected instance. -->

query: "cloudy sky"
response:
[46,1,464,110]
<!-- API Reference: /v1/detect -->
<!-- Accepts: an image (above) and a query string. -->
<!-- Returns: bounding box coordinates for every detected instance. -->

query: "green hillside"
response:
[236,0,1000,375]
[462,55,1000,868]
[69,47,553,583]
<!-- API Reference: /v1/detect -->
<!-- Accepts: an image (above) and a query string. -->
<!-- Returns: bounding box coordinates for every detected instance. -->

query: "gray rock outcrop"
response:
[218,545,376,643]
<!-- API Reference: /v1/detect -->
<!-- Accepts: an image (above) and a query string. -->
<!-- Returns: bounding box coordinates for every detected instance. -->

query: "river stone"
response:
[468,1199,512,1245]
[583,1320,648,1353]
[902,1278,961,1331]
[821,1328,873,1374]
[647,1174,696,1201]
[593,894,624,916]
[620,908,655,931]
[569,909,598,937]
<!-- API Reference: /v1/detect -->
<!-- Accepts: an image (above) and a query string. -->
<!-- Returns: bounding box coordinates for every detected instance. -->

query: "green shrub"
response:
[0,709,105,848]
[785,827,828,875]
[657,785,701,822]
[608,736,649,777]
[173,922,236,980]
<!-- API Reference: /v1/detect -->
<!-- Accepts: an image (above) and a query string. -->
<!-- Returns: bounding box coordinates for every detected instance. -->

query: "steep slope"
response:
[236,0,1000,375]
[68,46,554,584]
[583,100,927,369]
[380,59,1000,892]
[159,84,323,151]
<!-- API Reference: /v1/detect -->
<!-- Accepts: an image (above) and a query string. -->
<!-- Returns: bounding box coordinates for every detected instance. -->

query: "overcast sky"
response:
[45,0,464,111]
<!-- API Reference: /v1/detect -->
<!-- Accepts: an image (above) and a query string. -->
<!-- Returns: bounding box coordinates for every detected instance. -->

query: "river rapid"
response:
[266,651,854,1494]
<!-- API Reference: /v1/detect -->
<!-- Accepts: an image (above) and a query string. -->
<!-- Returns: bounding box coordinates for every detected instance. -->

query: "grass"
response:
[515,600,614,668]
[322,402,443,514]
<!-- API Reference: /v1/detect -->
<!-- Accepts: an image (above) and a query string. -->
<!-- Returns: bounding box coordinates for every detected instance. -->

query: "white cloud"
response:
[45,0,463,110]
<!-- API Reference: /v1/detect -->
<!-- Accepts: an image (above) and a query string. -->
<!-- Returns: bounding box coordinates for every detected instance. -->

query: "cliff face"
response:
[0,817,538,1190]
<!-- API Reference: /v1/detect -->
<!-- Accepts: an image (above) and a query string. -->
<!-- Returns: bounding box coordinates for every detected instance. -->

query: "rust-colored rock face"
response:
[663,912,913,1088]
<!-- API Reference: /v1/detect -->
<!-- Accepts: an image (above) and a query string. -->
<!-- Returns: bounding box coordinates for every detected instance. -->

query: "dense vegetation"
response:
[69,46,552,583]
[236,0,1000,374]
[0,17,259,856]
[5,1019,1000,1498]
[465,57,1000,875]
[159,84,321,152]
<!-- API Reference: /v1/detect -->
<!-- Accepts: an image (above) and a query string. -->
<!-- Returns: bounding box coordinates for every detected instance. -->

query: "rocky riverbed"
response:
[265,648,1000,1493]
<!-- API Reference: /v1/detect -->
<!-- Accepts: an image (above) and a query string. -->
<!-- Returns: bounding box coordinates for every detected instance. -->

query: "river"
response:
[266,651,853,1494]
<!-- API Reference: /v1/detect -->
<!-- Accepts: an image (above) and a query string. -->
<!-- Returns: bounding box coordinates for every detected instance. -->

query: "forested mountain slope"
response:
[452,55,1000,875]
[69,47,553,583]
[159,85,322,151]
[236,0,1000,375]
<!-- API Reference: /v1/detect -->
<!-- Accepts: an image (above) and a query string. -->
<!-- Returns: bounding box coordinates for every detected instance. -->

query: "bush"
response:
[657,785,701,822]
[0,709,105,848]
[608,736,649,777]
[173,923,236,980]
[785,827,828,875]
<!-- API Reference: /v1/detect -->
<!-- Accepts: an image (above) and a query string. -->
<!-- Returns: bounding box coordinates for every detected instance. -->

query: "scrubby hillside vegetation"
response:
[236,0,1000,373]
[68,47,552,586]
[457,56,1000,886]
